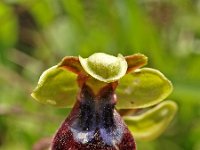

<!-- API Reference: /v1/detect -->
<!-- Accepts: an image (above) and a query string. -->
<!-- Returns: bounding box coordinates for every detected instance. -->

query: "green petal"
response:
[123,100,178,141]
[79,53,127,83]
[125,53,148,73]
[31,65,78,108]
[116,68,173,109]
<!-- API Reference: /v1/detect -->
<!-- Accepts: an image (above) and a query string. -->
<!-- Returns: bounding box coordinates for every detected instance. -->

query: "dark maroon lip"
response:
[51,110,136,150]
[51,83,136,150]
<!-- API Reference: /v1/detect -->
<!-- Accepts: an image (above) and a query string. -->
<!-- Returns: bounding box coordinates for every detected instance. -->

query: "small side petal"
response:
[58,56,83,74]
[123,100,178,141]
[125,53,148,73]
[116,68,173,109]
[31,65,78,108]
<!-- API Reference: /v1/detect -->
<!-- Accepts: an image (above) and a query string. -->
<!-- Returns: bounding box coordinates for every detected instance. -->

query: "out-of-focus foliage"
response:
[0,0,200,150]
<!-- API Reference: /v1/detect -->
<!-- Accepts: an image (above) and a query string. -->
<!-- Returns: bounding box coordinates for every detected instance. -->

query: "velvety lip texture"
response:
[51,84,136,150]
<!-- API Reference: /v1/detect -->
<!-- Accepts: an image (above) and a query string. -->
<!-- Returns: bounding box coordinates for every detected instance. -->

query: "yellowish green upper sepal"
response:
[116,68,173,109]
[79,53,127,83]
[31,65,78,108]
[123,100,178,141]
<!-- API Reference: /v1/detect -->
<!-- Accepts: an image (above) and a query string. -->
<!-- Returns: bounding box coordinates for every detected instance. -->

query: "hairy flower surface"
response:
[32,53,177,150]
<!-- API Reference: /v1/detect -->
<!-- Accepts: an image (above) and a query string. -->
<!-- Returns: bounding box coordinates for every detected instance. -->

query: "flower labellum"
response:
[31,53,177,150]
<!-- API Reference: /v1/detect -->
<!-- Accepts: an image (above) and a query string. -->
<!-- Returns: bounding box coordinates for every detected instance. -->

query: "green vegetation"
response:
[0,0,200,150]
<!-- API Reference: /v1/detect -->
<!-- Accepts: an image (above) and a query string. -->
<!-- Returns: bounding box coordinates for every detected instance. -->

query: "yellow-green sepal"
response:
[116,68,173,109]
[123,100,178,141]
[31,65,78,108]
[79,53,127,83]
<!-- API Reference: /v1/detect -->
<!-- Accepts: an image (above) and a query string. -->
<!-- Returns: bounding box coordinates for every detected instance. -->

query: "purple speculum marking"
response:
[51,80,136,150]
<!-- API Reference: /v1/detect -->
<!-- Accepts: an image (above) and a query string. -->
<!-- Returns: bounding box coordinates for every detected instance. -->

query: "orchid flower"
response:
[31,53,177,150]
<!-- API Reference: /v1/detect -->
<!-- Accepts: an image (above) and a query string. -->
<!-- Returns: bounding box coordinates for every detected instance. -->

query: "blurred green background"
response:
[0,0,200,150]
